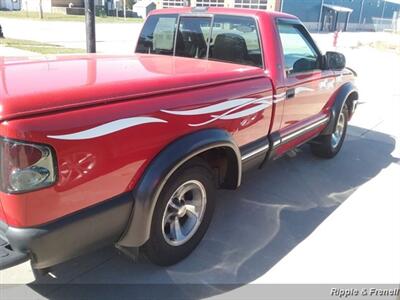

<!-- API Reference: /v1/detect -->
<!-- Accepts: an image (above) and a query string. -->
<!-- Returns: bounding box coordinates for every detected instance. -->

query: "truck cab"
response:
[136,7,357,157]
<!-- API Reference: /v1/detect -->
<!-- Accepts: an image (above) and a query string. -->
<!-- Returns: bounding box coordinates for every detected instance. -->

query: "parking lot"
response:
[0,18,399,299]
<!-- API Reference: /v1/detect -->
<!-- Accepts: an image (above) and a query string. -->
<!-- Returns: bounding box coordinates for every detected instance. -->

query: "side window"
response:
[208,15,262,68]
[175,17,211,59]
[135,13,262,68]
[136,14,178,55]
[277,23,319,74]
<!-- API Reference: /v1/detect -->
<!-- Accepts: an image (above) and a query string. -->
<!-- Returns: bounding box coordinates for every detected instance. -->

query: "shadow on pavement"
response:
[27,125,397,299]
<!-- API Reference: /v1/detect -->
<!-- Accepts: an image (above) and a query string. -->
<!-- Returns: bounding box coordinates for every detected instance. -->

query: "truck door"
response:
[276,21,335,141]
[207,14,272,148]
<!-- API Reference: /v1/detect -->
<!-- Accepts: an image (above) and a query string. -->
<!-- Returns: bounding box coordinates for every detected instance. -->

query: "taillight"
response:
[0,138,57,193]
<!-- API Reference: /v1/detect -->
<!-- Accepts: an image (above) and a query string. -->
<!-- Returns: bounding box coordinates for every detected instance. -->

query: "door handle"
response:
[286,88,295,99]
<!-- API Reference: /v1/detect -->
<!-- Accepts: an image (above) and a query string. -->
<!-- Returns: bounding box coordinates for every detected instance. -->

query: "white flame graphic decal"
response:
[162,96,272,127]
[47,117,167,140]
[47,96,272,141]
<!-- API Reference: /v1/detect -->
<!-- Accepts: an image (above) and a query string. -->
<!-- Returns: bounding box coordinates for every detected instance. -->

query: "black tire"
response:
[310,104,349,158]
[142,158,216,266]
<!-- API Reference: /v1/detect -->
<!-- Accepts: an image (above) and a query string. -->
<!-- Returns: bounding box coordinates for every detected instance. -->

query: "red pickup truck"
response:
[0,7,358,270]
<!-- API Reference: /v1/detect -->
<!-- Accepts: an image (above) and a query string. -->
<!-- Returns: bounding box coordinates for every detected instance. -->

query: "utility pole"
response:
[380,0,387,30]
[39,0,44,19]
[317,0,325,33]
[84,0,96,53]
[25,1,29,17]
[123,0,127,19]
[358,0,365,28]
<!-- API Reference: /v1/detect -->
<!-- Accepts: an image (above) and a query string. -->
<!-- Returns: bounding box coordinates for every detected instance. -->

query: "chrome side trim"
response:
[280,116,330,144]
[241,116,329,160]
[273,139,281,147]
[241,144,269,161]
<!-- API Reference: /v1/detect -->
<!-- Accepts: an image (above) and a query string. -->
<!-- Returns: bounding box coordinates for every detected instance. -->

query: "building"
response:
[132,0,157,17]
[155,0,279,10]
[278,0,400,31]
[152,0,400,31]
[19,0,116,13]
[20,0,84,13]
[0,0,21,10]
[6,0,400,31]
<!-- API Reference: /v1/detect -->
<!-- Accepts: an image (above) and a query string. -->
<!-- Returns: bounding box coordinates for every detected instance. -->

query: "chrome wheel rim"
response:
[331,111,345,148]
[162,180,207,246]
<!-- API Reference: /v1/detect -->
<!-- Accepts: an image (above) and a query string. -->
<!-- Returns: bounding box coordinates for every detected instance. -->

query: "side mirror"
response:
[324,51,346,70]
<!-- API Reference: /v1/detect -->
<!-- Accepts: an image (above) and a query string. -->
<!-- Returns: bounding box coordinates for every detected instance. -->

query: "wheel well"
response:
[345,91,358,120]
[196,147,240,190]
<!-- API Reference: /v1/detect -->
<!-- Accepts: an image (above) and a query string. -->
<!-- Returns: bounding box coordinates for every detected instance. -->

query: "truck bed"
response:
[0,54,264,121]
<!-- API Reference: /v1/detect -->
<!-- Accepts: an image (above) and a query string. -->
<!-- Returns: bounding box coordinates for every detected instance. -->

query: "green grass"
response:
[0,10,143,23]
[0,38,85,54]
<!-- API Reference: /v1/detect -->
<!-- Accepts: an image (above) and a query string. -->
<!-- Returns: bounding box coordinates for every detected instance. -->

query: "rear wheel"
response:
[310,104,348,158]
[142,159,215,266]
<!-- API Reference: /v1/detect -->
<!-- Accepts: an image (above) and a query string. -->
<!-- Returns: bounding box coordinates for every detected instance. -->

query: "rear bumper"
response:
[0,192,133,270]
[0,232,29,270]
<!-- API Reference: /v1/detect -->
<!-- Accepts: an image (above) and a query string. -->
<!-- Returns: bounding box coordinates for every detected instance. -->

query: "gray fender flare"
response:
[322,82,358,135]
[118,129,241,247]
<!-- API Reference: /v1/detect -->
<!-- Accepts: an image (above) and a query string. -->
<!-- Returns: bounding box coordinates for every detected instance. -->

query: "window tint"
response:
[136,14,178,55]
[136,14,263,68]
[209,15,262,68]
[175,17,211,59]
[278,23,319,74]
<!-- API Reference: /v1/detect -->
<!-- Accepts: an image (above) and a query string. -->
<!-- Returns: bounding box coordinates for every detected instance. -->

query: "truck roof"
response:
[149,7,296,20]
